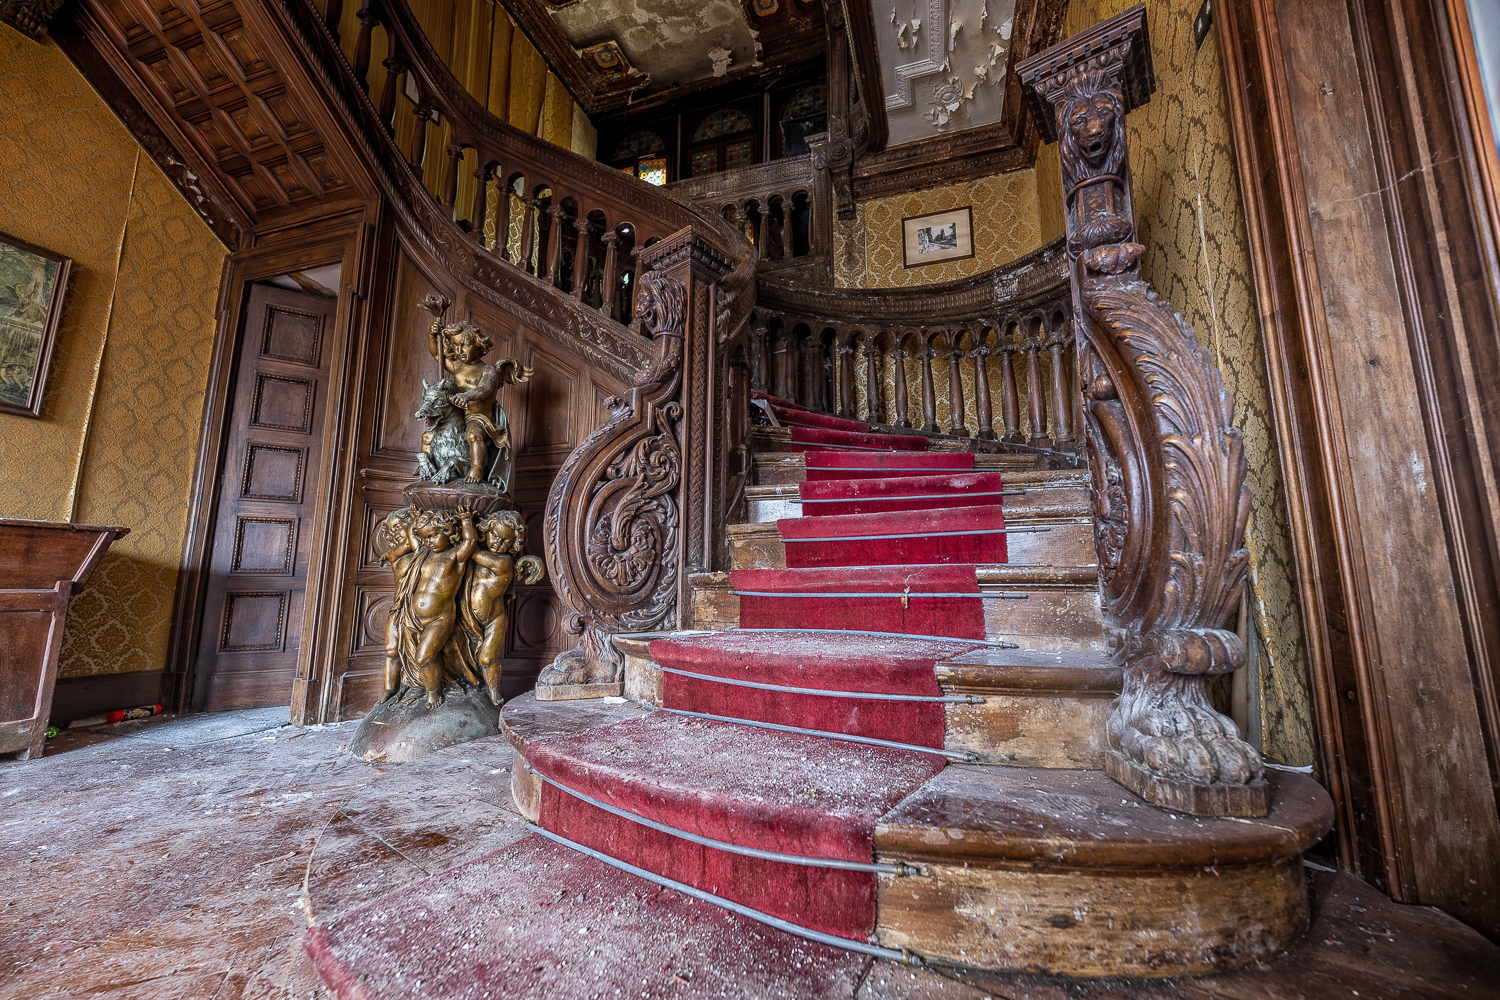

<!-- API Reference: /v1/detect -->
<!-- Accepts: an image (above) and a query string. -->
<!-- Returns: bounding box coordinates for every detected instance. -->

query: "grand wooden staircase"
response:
[44,0,1344,982]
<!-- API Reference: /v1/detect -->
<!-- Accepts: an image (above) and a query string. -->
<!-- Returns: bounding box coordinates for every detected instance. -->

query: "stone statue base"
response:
[348,686,501,763]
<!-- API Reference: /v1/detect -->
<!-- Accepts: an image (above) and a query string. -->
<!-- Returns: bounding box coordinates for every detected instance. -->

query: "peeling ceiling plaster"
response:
[872,0,1017,147]
[551,0,761,91]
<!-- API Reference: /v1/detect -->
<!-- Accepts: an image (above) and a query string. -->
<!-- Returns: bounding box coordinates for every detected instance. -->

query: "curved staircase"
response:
[499,402,1335,979]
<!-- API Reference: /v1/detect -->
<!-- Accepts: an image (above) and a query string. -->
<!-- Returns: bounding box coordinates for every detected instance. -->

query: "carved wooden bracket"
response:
[1019,4,1268,816]
[536,226,736,700]
[1,0,63,39]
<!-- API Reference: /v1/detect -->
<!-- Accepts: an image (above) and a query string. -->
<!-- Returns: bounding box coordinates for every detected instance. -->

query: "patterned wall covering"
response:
[1040,0,1316,767]
[0,28,225,678]
[834,170,1042,288]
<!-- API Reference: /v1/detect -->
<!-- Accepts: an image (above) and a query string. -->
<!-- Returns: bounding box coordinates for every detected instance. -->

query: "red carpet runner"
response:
[524,424,1015,947]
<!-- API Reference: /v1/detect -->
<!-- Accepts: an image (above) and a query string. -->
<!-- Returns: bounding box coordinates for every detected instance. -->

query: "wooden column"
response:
[837,338,854,419]
[917,331,938,433]
[600,231,620,317]
[862,334,882,423]
[572,219,592,299]
[999,338,1022,442]
[469,162,491,248]
[544,205,566,286]
[517,195,537,274]
[973,338,995,440]
[1047,325,1074,448]
[378,54,405,135]
[749,321,769,392]
[442,143,463,211]
[891,343,911,428]
[945,332,968,436]
[353,0,376,92]
[409,103,433,169]
[1024,331,1050,448]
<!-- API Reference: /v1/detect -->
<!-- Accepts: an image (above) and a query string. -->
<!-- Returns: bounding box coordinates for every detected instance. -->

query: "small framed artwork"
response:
[902,207,974,268]
[0,231,71,418]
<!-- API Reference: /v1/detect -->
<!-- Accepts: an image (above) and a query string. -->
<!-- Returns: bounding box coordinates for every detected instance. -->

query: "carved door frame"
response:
[165,210,375,726]
[1216,0,1500,934]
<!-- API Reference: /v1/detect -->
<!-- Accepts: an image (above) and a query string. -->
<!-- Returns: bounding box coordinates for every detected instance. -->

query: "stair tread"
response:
[651,630,982,691]
[527,711,946,861]
[935,647,1123,693]
[876,765,1335,869]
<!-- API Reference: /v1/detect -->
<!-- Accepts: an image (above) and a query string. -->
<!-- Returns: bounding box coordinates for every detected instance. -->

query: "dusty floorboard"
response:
[1,710,1495,999]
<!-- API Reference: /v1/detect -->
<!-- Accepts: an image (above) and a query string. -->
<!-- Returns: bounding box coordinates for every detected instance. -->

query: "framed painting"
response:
[0,231,70,418]
[902,206,974,268]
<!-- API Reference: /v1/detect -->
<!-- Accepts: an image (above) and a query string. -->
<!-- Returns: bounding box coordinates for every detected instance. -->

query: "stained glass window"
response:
[612,130,666,162]
[781,84,826,120]
[725,140,755,170]
[691,108,754,143]
[637,157,667,186]
[691,150,719,177]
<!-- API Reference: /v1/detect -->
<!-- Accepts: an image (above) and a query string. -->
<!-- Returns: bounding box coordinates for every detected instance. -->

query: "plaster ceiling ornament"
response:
[872,0,1017,146]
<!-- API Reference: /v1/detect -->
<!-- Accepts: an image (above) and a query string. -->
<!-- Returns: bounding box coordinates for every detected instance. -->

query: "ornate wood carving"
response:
[1019,7,1267,815]
[0,0,62,39]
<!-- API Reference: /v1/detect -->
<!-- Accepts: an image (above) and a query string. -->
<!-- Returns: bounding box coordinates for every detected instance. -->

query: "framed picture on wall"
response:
[0,231,71,418]
[902,207,974,268]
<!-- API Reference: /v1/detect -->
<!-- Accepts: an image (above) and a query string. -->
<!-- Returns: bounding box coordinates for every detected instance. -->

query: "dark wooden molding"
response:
[839,0,887,153]
[1216,0,1500,932]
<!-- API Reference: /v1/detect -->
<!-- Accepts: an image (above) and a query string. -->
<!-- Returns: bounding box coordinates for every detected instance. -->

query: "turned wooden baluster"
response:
[442,143,463,211]
[572,218,593,299]
[972,329,995,440]
[353,0,376,92]
[944,330,968,437]
[836,336,855,419]
[771,329,789,401]
[469,162,492,249]
[999,329,1023,443]
[757,208,770,260]
[917,329,939,433]
[600,230,620,317]
[409,104,434,170]
[378,53,405,135]
[324,0,343,43]
[517,194,538,274]
[749,320,769,392]
[1047,318,1075,449]
[891,340,911,428]
[544,205,566,286]
[1024,320,1051,448]
[862,332,882,423]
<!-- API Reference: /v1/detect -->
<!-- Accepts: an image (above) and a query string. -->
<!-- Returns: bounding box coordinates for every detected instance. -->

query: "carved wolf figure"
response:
[416,378,469,483]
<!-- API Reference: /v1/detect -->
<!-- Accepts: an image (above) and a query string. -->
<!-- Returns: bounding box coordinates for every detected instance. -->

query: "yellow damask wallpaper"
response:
[0,28,225,677]
[836,171,1042,288]
[1050,0,1316,766]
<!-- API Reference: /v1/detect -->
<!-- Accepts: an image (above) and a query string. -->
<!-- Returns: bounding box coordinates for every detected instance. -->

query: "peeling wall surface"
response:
[552,0,758,89]
[1039,0,1317,767]
[0,26,225,678]
[873,0,1019,146]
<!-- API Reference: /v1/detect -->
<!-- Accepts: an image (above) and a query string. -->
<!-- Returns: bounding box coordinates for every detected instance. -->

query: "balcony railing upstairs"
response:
[752,237,1078,460]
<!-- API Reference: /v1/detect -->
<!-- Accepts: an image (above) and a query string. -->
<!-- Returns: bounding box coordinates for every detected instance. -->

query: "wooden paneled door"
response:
[193,284,337,711]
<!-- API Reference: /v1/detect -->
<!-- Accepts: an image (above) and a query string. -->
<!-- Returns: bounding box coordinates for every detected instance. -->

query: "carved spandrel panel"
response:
[519,344,578,456]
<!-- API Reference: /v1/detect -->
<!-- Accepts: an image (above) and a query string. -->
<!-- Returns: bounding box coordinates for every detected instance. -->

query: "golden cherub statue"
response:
[417,294,533,489]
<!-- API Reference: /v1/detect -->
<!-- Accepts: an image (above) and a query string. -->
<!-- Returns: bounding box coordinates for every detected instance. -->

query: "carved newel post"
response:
[537,226,733,699]
[1018,7,1268,816]
[349,294,545,762]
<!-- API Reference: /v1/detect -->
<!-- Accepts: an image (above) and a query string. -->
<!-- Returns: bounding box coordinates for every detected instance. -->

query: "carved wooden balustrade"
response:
[752,238,1079,457]
[669,155,828,285]
[317,0,756,330]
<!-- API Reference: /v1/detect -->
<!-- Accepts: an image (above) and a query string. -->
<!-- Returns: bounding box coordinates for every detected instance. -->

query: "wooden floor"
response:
[2,710,1494,999]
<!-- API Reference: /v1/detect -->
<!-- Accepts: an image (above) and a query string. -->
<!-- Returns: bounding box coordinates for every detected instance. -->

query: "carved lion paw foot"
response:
[1115,698,1263,786]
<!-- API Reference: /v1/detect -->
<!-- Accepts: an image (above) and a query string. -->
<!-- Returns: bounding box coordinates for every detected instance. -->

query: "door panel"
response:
[194,284,336,711]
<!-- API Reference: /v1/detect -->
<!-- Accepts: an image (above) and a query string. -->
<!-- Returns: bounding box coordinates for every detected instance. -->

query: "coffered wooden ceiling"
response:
[505,0,829,118]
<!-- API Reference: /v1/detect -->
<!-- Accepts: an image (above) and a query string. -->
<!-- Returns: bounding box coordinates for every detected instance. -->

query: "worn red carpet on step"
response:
[650,631,982,747]
[777,504,1008,567]
[799,470,1008,516]
[731,564,986,638]
[801,450,973,479]
[526,712,946,939]
[788,426,929,452]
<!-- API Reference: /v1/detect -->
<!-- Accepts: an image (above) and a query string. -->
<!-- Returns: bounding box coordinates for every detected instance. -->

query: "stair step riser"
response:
[872,857,1310,979]
[687,572,1107,647]
[944,696,1112,768]
[743,487,1090,523]
[727,519,1095,570]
